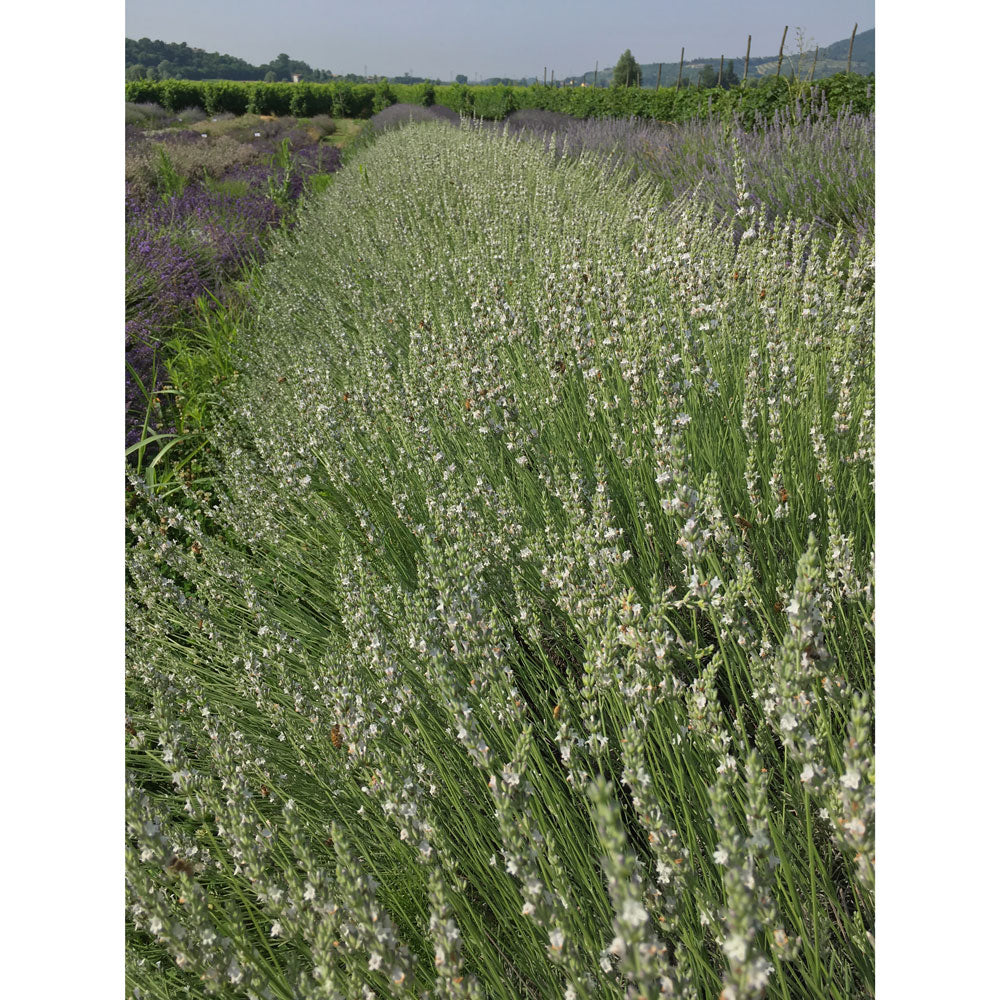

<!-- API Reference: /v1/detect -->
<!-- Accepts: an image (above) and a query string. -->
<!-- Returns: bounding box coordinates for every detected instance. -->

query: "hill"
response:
[568,27,874,88]
[125,38,336,82]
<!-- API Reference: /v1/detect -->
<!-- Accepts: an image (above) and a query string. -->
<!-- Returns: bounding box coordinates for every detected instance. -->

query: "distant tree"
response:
[269,53,292,81]
[125,38,333,85]
[612,49,642,87]
[698,60,739,89]
[264,70,277,83]
[455,74,468,84]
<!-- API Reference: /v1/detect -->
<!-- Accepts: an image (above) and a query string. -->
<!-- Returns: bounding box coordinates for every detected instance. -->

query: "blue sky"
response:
[126,0,874,80]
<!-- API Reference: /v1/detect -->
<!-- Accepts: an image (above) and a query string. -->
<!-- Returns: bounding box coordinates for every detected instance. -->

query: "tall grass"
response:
[127,120,873,999]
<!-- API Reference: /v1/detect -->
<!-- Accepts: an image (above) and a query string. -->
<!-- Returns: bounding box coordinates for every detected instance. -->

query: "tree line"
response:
[125,38,336,83]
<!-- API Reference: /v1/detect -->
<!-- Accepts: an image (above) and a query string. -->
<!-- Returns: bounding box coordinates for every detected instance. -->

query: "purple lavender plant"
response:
[125,122,342,457]
[509,97,874,243]
[368,103,462,134]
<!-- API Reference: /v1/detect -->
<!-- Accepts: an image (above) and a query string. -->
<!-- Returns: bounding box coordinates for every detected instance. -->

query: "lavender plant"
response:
[376,97,873,244]
[125,121,342,467]
[501,100,873,243]
[127,120,873,999]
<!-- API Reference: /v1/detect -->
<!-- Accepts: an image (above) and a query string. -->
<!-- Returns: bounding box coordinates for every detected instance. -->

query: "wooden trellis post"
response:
[743,35,751,85]
[676,47,684,88]
[717,55,724,86]
[776,26,788,77]
[595,60,599,87]
[847,23,858,74]
[656,62,662,90]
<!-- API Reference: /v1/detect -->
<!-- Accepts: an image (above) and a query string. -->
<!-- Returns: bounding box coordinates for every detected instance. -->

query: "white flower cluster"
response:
[127,119,874,999]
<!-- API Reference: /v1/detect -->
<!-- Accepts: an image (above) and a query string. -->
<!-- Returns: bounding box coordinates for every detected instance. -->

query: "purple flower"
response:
[124,127,343,457]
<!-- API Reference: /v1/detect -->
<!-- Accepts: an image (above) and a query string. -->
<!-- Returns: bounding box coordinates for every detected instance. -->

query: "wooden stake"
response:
[847,23,857,75]
[776,25,788,77]
[743,35,751,85]
[656,62,662,90]
[595,60,599,88]
[717,54,724,87]
[809,45,818,81]
[676,47,684,88]
[544,66,547,87]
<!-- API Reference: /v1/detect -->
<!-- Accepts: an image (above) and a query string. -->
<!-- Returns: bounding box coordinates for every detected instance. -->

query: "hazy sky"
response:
[125,0,874,80]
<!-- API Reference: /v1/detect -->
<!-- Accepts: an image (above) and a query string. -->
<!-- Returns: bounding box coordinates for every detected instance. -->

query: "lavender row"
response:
[373,98,873,243]
[125,119,342,453]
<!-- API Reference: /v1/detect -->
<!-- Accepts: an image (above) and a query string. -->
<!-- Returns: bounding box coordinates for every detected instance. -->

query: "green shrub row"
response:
[126,73,872,123]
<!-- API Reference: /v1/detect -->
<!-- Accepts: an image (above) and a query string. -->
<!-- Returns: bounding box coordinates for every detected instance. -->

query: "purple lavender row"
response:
[125,119,341,453]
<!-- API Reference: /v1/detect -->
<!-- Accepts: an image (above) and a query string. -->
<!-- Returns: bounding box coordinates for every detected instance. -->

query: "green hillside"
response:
[572,27,874,88]
[125,37,336,82]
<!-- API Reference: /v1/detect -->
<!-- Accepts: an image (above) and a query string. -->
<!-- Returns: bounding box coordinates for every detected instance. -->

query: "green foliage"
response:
[289,83,310,118]
[125,79,161,105]
[612,48,643,87]
[266,137,294,208]
[291,82,336,118]
[203,80,249,116]
[809,73,874,115]
[306,171,335,197]
[128,292,244,492]
[372,79,397,114]
[473,85,517,120]
[437,82,475,116]
[328,81,351,117]
[202,175,251,198]
[126,37,336,82]
[417,80,435,107]
[698,60,739,90]
[153,146,186,202]
[159,78,204,113]
[125,74,873,127]
[245,82,293,116]
[245,82,267,115]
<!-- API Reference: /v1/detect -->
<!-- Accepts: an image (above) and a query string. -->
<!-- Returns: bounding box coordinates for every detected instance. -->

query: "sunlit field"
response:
[127,116,873,1000]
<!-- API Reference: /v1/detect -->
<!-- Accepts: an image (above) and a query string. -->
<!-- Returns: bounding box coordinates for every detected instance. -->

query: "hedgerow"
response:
[125,73,873,125]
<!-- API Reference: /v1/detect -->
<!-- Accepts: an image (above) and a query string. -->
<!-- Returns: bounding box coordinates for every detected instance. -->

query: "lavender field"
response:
[127,108,874,1000]
[364,96,873,243]
[125,109,342,469]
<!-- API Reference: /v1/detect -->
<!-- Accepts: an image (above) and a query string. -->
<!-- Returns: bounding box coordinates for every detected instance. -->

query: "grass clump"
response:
[127,120,873,999]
